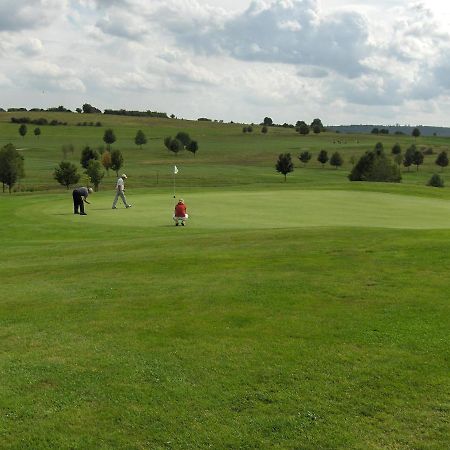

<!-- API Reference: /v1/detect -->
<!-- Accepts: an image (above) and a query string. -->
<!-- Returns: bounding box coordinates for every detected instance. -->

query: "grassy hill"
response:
[1,112,449,449]
[1,111,450,192]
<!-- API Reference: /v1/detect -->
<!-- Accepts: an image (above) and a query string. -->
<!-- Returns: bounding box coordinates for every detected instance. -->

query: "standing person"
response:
[112,173,132,209]
[72,186,93,215]
[173,198,188,226]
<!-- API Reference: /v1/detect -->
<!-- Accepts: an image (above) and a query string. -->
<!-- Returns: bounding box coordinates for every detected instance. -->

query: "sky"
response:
[1,0,450,126]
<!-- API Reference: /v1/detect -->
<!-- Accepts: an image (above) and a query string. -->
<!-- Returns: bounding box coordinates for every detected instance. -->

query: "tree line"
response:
[276,142,448,187]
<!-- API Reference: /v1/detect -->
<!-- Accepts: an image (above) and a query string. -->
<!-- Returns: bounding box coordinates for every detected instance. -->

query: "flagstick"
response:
[173,171,176,198]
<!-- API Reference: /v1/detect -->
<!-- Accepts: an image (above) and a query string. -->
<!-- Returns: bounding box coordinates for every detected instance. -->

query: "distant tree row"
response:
[372,126,421,138]
[76,122,102,127]
[276,150,344,181]
[6,106,71,113]
[11,117,67,126]
[17,124,41,139]
[296,118,325,135]
[53,128,125,191]
[389,142,448,172]
[242,125,268,134]
[164,132,199,156]
[103,109,168,118]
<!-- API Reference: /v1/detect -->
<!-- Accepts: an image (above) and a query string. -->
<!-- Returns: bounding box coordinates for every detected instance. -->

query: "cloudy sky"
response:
[1,0,450,126]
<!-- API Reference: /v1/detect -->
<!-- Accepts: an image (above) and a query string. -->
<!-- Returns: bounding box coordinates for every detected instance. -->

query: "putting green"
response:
[40,189,450,230]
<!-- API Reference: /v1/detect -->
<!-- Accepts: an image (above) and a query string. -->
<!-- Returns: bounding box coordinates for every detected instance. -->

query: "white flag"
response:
[174,165,178,174]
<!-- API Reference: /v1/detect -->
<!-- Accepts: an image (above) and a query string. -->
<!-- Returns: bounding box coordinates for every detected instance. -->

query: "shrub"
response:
[349,147,401,182]
[427,174,444,188]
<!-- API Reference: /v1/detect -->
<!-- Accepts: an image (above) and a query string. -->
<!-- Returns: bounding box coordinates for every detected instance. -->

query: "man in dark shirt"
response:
[72,186,93,215]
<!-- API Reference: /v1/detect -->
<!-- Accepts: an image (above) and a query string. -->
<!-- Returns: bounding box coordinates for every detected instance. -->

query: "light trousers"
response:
[112,190,128,207]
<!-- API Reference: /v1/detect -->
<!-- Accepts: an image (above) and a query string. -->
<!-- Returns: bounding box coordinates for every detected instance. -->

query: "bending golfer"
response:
[173,198,188,226]
[112,173,132,209]
[72,186,93,215]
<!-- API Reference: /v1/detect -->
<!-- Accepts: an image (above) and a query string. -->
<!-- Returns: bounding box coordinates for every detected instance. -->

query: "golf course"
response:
[0,112,449,449]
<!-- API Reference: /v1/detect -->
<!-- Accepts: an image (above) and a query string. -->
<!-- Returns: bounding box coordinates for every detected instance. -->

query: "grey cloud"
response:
[330,75,405,107]
[153,0,371,77]
[0,0,64,31]
[297,66,328,78]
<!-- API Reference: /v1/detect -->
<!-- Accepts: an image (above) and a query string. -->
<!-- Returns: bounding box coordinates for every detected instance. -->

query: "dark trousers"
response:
[72,191,85,214]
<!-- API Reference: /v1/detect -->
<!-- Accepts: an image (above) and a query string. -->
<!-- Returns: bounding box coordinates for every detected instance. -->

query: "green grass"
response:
[1,113,449,449]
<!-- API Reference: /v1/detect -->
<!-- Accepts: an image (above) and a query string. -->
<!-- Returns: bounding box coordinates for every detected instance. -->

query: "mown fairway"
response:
[1,113,449,449]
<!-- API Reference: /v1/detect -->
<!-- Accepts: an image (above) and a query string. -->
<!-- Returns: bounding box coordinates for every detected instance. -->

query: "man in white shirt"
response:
[112,174,132,209]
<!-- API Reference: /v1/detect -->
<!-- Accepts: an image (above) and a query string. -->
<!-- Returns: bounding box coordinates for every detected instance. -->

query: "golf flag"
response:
[174,165,178,174]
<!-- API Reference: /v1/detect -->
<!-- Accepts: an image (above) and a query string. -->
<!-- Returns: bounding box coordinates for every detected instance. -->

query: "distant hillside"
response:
[327,124,450,137]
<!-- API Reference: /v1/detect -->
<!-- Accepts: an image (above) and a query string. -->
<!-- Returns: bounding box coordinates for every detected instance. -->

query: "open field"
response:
[1,113,449,449]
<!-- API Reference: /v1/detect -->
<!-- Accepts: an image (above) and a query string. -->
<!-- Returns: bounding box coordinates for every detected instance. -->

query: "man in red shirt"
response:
[173,199,188,226]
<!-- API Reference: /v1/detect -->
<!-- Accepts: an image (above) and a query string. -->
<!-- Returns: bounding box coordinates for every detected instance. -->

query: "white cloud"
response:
[22,61,86,92]
[17,38,44,56]
[96,8,149,40]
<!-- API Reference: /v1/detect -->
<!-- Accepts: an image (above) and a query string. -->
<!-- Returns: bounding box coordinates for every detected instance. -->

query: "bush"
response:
[349,147,401,182]
[427,174,444,188]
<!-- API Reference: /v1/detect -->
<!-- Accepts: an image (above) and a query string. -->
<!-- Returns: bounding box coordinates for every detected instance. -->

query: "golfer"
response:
[173,198,188,226]
[112,173,132,209]
[72,186,93,215]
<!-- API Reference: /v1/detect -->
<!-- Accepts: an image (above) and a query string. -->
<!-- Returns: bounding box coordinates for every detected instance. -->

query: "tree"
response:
[34,127,41,139]
[412,148,424,171]
[80,146,99,169]
[412,127,421,138]
[394,153,403,166]
[374,142,384,154]
[18,124,27,139]
[427,174,444,188]
[261,126,268,134]
[349,148,401,182]
[435,151,449,171]
[101,150,112,175]
[0,143,25,193]
[85,159,104,191]
[296,121,310,135]
[175,131,191,147]
[169,139,183,154]
[310,118,324,132]
[103,128,116,150]
[164,136,172,149]
[391,143,401,155]
[275,153,294,181]
[298,151,312,166]
[187,140,198,156]
[330,151,343,169]
[54,161,80,189]
[317,149,329,167]
[110,150,124,176]
[263,117,273,126]
[134,130,147,148]
[403,145,415,172]
[82,103,101,114]
[371,127,379,134]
